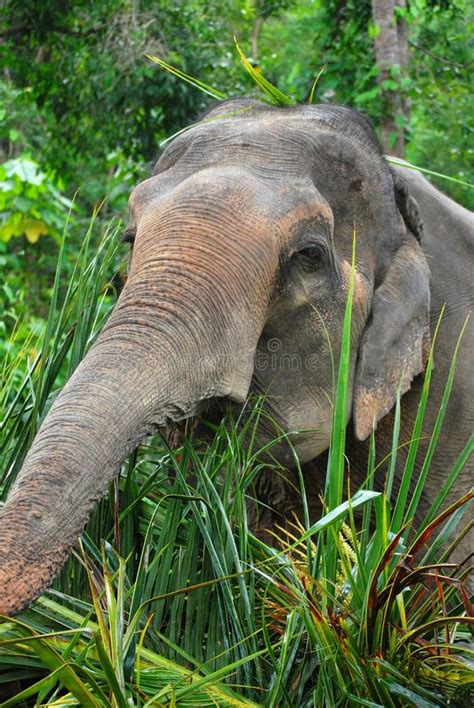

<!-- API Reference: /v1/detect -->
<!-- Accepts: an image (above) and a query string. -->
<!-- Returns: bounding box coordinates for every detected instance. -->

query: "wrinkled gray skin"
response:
[0,100,472,615]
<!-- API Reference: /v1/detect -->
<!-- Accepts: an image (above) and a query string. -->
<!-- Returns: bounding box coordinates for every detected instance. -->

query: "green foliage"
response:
[406,0,474,207]
[0,218,120,453]
[254,0,473,206]
[1,0,472,211]
[234,38,296,105]
[0,1,251,191]
[0,156,73,243]
[0,232,472,705]
[0,80,50,160]
[256,1,377,110]
[0,6,473,697]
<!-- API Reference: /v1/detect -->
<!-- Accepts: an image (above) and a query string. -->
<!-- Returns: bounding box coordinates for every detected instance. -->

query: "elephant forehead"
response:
[155,116,321,180]
[200,100,383,160]
[132,165,330,237]
[150,115,389,228]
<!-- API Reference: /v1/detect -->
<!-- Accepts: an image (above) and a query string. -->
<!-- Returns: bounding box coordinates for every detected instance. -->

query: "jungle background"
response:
[1,3,473,705]
[0,0,472,374]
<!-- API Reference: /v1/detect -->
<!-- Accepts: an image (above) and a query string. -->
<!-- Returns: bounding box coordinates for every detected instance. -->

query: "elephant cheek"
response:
[215,342,258,403]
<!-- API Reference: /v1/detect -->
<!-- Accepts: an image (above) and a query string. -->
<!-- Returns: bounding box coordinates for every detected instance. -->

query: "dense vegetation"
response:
[1,1,473,704]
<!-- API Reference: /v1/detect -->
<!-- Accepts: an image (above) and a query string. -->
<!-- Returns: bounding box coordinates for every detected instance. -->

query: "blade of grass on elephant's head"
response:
[158,103,259,151]
[308,65,325,104]
[146,54,227,100]
[234,38,296,106]
[386,156,474,190]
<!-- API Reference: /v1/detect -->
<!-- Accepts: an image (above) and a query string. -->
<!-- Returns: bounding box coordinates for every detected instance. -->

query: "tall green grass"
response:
[0,221,472,706]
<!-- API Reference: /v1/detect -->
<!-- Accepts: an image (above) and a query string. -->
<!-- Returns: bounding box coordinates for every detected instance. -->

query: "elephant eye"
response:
[296,244,325,268]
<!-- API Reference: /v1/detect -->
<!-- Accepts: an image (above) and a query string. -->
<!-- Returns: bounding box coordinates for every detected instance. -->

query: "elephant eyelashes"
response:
[296,244,325,269]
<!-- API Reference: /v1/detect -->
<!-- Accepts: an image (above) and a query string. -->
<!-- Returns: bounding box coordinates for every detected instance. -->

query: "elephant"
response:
[0,99,472,616]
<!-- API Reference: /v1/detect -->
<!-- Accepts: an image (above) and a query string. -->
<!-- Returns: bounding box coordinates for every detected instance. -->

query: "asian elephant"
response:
[0,99,472,616]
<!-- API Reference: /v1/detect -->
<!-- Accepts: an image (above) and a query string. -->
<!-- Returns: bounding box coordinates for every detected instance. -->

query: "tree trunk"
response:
[371,0,409,157]
[251,15,264,60]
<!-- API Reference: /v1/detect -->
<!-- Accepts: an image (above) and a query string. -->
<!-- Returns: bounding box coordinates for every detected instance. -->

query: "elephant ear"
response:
[353,231,431,441]
[391,167,424,243]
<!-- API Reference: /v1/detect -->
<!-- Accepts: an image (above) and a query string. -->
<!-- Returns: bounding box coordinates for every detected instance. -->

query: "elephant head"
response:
[0,100,431,615]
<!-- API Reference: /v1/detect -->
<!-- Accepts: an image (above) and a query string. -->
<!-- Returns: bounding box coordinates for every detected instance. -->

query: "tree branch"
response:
[409,40,472,69]
[0,24,106,39]
[251,15,265,60]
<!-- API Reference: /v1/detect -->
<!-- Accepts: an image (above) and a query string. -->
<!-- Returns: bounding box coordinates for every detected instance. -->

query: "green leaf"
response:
[234,38,295,106]
[146,54,227,100]
[386,157,474,190]
[381,79,399,91]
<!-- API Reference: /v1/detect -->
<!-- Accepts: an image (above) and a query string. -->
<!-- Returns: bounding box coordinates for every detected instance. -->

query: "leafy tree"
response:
[406,0,473,207]
[0,156,72,244]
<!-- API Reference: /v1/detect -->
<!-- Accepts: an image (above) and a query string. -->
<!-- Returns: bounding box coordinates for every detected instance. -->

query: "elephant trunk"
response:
[0,278,272,613]
[0,336,195,615]
[0,174,278,616]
